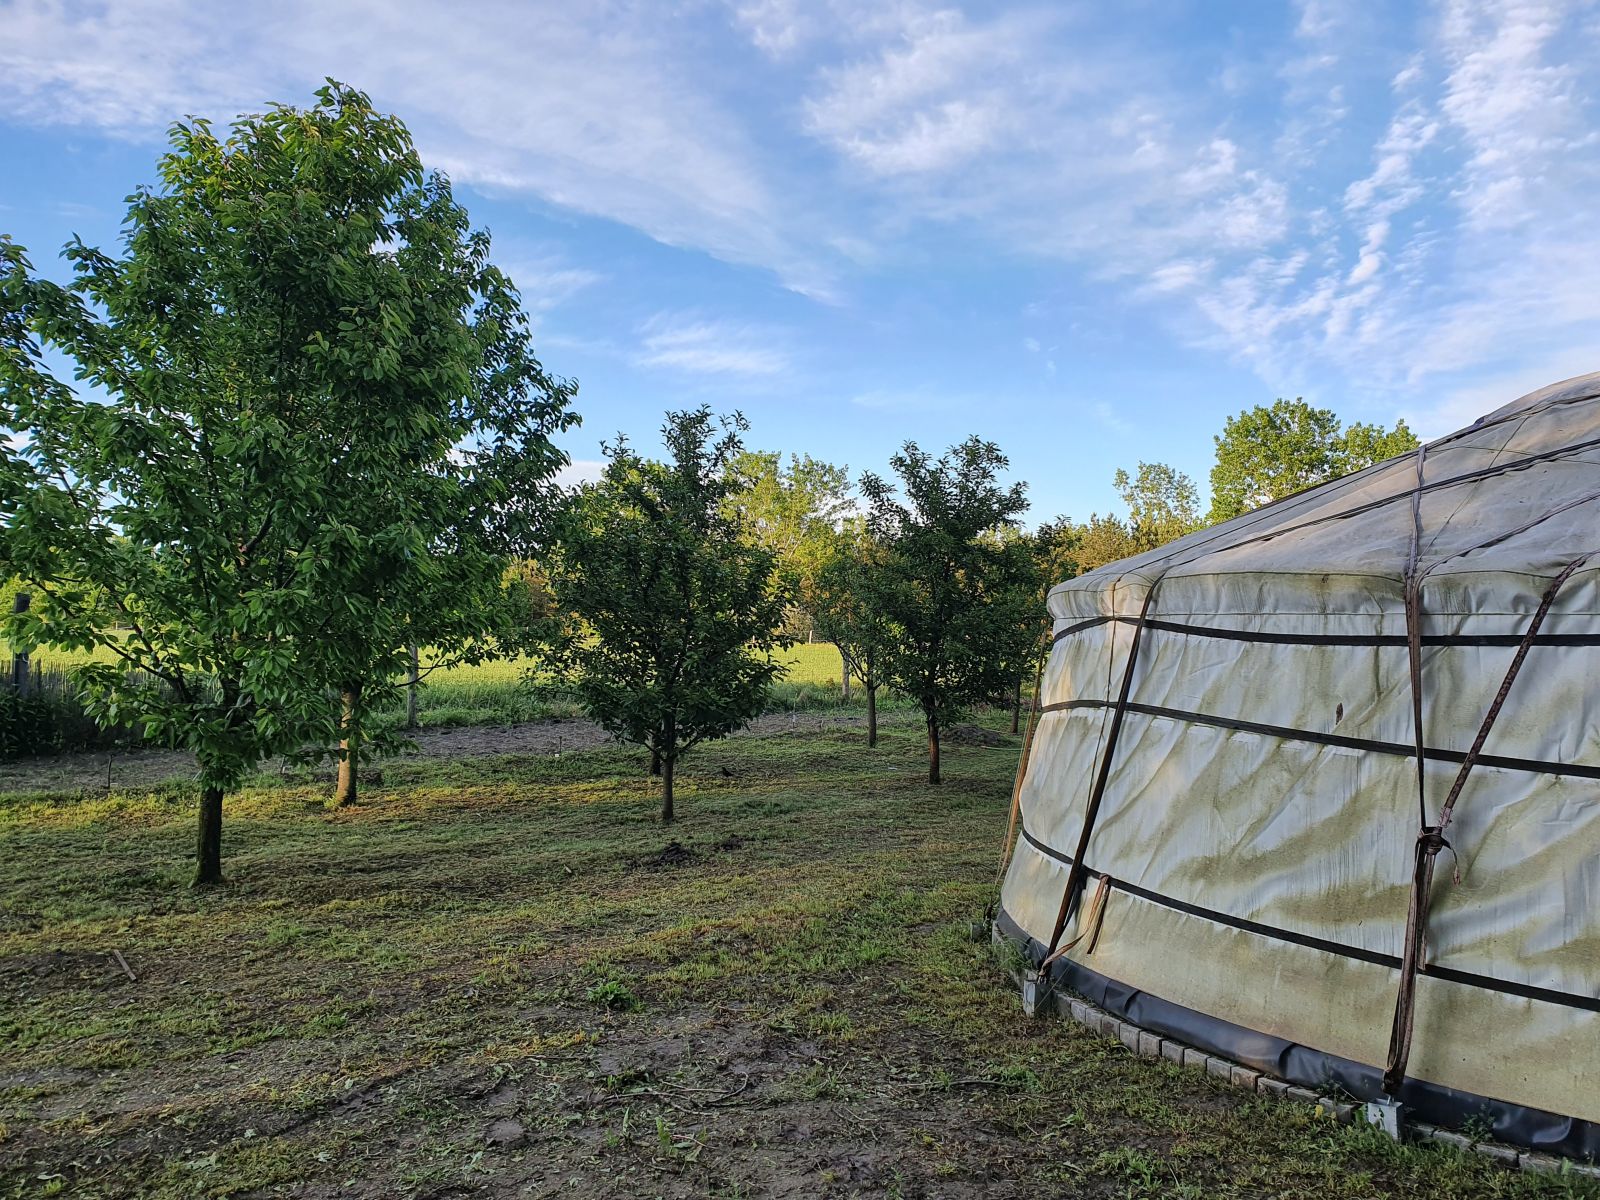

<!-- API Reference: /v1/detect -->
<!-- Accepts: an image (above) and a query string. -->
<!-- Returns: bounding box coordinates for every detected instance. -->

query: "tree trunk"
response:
[334,681,362,808]
[867,683,878,748]
[649,744,662,776]
[840,645,851,701]
[1011,673,1023,735]
[405,643,420,732]
[927,713,941,785]
[660,710,677,821]
[194,785,224,888]
[11,591,29,698]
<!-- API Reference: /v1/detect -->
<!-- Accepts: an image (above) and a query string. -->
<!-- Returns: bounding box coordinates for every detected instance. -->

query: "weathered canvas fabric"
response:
[1000,371,1600,1150]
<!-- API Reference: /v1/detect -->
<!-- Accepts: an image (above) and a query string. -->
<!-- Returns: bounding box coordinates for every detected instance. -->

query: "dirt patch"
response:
[944,723,1011,748]
[637,840,697,871]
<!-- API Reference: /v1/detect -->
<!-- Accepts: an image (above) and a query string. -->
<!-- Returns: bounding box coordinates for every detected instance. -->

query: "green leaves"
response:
[859,437,1031,769]
[546,408,789,811]
[1207,397,1418,524]
[0,82,575,867]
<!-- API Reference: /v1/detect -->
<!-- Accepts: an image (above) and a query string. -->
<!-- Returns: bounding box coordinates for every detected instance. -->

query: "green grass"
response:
[1,716,1589,1198]
[390,641,880,727]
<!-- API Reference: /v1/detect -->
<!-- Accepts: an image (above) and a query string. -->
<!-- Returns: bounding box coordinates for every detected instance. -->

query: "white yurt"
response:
[997,371,1600,1156]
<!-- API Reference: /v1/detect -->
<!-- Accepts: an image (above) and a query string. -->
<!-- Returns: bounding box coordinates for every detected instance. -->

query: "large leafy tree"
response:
[862,437,1031,784]
[0,83,573,883]
[1208,397,1417,523]
[547,408,788,821]
[306,142,577,806]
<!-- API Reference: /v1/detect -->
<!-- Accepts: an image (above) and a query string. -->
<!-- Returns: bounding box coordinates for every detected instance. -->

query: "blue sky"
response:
[3,0,1599,523]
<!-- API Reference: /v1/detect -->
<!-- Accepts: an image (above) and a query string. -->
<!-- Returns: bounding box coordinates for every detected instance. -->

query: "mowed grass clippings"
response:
[0,720,1592,1199]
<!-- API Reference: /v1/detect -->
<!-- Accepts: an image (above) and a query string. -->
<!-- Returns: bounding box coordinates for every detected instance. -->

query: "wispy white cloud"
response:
[0,0,836,294]
[495,248,604,320]
[5,0,1600,429]
[1072,0,1600,424]
[733,0,820,59]
[1093,401,1132,435]
[637,314,790,376]
[801,7,1037,176]
[1437,0,1594,231]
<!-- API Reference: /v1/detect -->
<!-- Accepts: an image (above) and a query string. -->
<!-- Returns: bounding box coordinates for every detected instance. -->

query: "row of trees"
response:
[557,394,1419,820]
[0,80,1425,884]
[540,411,1053,816]
[1075,401,1418,571]
[0,81,1056,879]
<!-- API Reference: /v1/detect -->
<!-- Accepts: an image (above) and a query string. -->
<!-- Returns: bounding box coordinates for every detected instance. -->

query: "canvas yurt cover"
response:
[997,372,1600,1156]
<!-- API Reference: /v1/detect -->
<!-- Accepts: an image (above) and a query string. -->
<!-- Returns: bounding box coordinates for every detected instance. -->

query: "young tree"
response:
[1208,397,1417,523]
[981,527,1045,737]
[0,83,574,882]
[304,152,577,807]
[547,408,788,821]
[862,438,1031,784]
[812,521,893,746]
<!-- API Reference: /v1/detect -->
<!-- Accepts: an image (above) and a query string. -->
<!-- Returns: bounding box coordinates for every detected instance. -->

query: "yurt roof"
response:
[1055,371,1600,622]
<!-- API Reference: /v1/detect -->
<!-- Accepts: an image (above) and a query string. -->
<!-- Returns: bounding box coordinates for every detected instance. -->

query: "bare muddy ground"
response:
[0,710,897,795]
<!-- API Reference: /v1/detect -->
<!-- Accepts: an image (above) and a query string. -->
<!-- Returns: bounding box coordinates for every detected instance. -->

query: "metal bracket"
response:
[1021,969,1045,1018]
[1363,1098,1404,1140]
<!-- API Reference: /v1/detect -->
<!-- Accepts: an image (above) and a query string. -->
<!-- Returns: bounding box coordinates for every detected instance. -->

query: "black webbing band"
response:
[1038,699,1600,782]
[1053,614,1600,648]
[1019,828,1600,1013]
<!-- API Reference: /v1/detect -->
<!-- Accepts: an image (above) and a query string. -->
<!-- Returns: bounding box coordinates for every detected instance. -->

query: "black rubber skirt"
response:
[995,907,1599,1160]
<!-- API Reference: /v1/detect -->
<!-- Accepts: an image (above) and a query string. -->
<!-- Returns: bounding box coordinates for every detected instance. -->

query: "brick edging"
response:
[1006,956,1599,1179]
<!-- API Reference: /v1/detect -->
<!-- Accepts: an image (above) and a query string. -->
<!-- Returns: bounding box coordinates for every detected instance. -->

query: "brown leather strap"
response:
[1382,552,1591,1093]
[1044,872,1111,964]
[1433,553,1593,837]
[1402,445,1429,828]
[1043,575,1163,959]
[1384,446,1432,1093]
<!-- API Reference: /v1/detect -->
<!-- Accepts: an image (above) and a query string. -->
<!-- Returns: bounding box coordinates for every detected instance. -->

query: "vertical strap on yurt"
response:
[1401,446,1430,830]
[1382,550,1591,1093]
[1384,445,1432,1094]
[996,631,1052,885]
[1042,574,1163,960]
